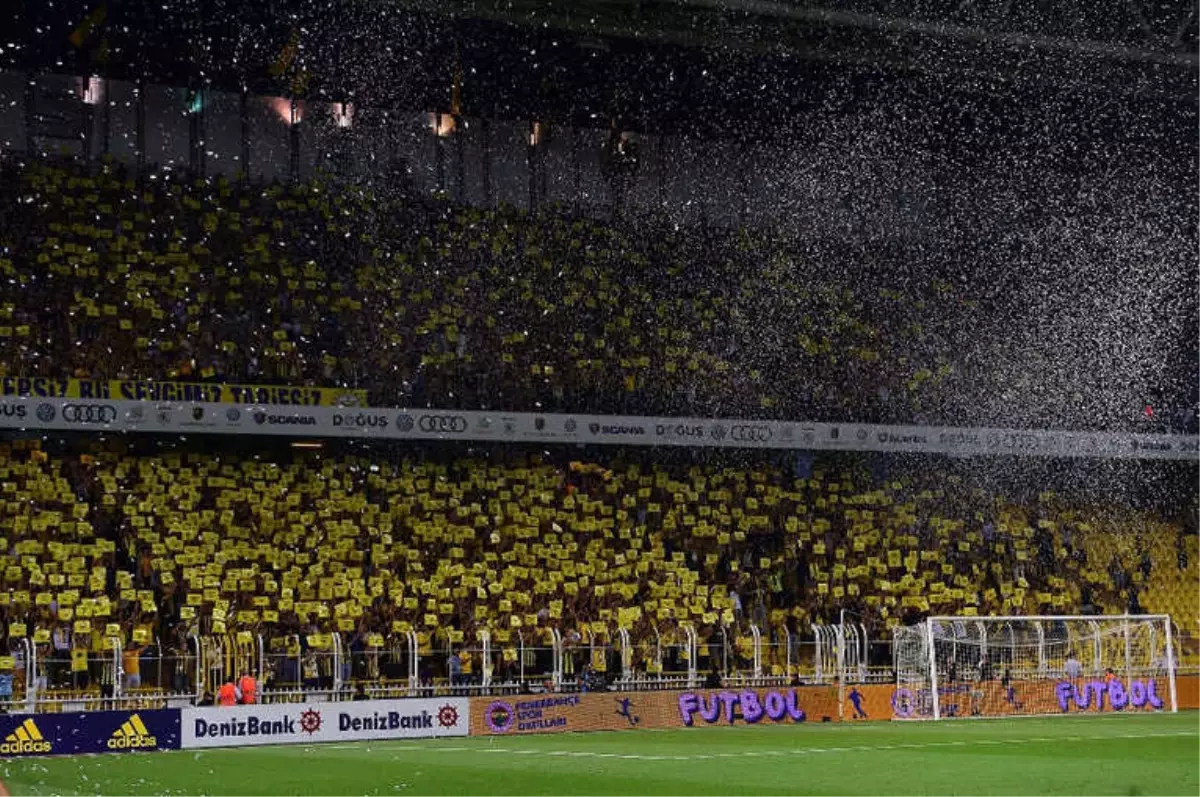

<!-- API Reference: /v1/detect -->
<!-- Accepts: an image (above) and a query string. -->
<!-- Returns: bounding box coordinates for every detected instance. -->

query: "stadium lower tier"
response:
[0,435,1195,706]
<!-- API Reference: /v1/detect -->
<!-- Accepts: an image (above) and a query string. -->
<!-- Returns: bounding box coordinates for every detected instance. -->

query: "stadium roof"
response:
[3,1,1195,145]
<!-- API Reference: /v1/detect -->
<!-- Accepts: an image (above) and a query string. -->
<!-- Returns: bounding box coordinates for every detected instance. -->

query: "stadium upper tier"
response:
[1,155,979,426]
[0,438,1194,659]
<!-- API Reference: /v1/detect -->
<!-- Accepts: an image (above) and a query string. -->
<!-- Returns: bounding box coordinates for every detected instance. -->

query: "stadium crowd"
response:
[0,153,1195,702]
[0,153,1001,426]
[0,435,1194,698]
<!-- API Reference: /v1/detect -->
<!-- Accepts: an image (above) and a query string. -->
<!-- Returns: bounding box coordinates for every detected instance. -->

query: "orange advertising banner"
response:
[469,676,1197,736]
[472,685,853,737]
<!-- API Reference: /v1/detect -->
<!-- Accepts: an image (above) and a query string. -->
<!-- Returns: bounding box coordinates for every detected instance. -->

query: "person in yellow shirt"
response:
[122,642,145,691]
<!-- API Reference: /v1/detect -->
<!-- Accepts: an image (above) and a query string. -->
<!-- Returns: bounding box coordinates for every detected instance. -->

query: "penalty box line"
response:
[315,729,1196,761]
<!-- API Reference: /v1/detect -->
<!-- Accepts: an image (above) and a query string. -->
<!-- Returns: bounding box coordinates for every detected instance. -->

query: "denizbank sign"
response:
[181,698,468,749]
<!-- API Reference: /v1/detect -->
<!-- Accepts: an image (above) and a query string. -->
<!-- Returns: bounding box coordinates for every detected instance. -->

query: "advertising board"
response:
[0,709,180,756]
[180,697,469,749]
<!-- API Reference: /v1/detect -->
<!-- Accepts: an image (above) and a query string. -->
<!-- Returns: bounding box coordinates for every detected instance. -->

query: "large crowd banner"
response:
[0,377,366,407]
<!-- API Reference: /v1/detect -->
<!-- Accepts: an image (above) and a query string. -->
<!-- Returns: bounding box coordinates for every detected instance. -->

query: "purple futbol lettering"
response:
[1129,680,1147,707]
[765,690,787,721]
[699,694,721,723]
[719,692,740,724]
[678,693,700,726]
[785,689,806,721]
[1146,680,1164,709]
[741,691,764,724]
[1072,683,1090,710]
[1055,682,1073,712]
[1109,680,1127,710]
[1089,681,1108,710]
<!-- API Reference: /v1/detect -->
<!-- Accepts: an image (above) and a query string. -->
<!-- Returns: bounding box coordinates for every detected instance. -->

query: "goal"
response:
[892,615,1178,719]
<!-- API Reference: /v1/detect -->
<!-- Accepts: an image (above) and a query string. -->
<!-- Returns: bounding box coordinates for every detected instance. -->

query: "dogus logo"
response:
[0,402,27,419]
[332,413,389,429]
[1,718,52,754]
[108,714,158,749]
[655,423,703,439]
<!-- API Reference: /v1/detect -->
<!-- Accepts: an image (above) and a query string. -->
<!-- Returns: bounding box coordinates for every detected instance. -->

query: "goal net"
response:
[892,615,1178,719]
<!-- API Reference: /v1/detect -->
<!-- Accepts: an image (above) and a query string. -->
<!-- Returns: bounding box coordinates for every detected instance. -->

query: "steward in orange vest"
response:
[238,672,257,704]
[217,681,238,706]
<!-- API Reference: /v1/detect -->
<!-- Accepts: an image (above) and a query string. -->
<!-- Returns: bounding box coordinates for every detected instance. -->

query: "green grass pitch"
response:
[2,713,1196,795]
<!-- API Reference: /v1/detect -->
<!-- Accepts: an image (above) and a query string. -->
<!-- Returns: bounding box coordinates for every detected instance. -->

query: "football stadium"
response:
[0,1,1196,795]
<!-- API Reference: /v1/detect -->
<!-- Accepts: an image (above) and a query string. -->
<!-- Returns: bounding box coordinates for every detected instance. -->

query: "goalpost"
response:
[893,615,1178,720]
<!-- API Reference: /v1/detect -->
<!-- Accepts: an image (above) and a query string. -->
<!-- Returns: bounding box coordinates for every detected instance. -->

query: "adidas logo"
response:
[107,714,157,750]
[1,718,52,754]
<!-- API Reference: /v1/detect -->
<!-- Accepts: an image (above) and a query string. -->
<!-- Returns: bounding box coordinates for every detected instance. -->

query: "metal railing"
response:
[12,619,1193,715]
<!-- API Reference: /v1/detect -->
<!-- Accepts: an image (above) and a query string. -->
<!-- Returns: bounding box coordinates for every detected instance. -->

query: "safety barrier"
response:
[4,626,1192,715]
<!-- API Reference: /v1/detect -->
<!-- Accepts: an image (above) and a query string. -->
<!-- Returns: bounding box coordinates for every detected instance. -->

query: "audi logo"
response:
[730,425,772,442]
[63,404,117,424]
[418,414,467,433]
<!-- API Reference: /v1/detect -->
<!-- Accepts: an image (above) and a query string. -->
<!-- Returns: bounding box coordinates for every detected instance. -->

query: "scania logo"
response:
[333,413,390,429]
[855,429,868,441]
[656,423,703,438]
[418,414,467,433]
[710,425,728,441]
[731,425,772,442]
[225,408,241,423]
[63,404,117,424]
[36,403,56,422]
[876,432,928,445]
[254,412,316,426]
[589,423,645,436]
[0,403,28,419]
[395,414,415,432]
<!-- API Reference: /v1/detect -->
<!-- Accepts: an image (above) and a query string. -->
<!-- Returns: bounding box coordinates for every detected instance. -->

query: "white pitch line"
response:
[318,729,1196,763]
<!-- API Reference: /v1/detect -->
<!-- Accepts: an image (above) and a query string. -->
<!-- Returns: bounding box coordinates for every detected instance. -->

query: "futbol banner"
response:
[0,395,1194,461]
[470,687,857,736]
[0,709,180,756]
[180,697,468,749]
[0,377,366,407]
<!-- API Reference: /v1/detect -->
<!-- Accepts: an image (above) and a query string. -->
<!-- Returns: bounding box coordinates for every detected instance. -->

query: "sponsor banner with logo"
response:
[471,687,852,736]
[0,377,365,407]
[0,397,1193,461]
[0,709,180,756]
[180,697,468,749]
